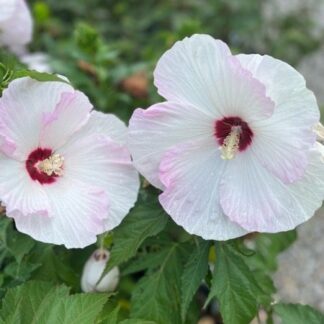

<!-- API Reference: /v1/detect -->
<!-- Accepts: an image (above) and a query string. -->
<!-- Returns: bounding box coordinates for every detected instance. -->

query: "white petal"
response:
[237,54,319,183]
[128,101,215,189]
[154,34,274,120]
[59,133,139,232]
[159,140,248,240]
[12,178,109,249]
[0,0,17,22]
[0,154,50,217]
[40,90,92,150]
[72,111,128,146]
[220,146,324,232]
[0,77,74,159]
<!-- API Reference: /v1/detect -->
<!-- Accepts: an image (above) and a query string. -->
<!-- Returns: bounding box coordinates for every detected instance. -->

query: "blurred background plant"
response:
[0,0,324,323]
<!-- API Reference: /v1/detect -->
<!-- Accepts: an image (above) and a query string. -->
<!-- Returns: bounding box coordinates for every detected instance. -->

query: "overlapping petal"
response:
[58,115,140,231]
[220,144,324,232]
[0,154,50,217]
[237,54,319,183]
[128,101,214,189]
[0,78,74,159]
[154,34,274,121]
[159,140,248,240]
[40,90,92,150]
[11,179,109,248]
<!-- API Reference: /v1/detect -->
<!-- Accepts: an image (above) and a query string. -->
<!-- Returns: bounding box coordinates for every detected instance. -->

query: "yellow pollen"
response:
[38,153,64,176]
[220,127,241,160]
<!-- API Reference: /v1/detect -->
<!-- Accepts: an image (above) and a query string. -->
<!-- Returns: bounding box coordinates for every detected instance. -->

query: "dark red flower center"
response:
[214,116,253,153]
[26,148,59,184]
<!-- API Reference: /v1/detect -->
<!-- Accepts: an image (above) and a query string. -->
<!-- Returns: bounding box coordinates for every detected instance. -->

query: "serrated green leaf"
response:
[98,305,120,324]
[274,303,324,324]
[12,70,69,84]
[130,243,185,324]
[45,293,108,324]
[122,248,171,276]
[0,281,108,324]
[207,242,260,324]
[103,194,168,274]
[181,239,210,321]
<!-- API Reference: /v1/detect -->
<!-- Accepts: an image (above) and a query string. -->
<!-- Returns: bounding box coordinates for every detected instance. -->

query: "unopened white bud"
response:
[81,248,120,293]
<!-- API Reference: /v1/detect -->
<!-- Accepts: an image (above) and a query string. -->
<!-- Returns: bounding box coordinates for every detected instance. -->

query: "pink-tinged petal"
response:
[0,154,50,217]
[0,0,33,51]
[159,140,248,240]
[154,34,274,120]
[0,77,74,160]
[40,91,92,150]
[12,180,110,249]
[128,101,215,189]
[72,111,128,145]
[0,134,16,156]
[220,145,324,232]
[58,132,139,231]
[237,54,319,183]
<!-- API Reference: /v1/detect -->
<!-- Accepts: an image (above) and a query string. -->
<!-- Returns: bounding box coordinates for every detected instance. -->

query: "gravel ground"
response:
[274,208,324,311]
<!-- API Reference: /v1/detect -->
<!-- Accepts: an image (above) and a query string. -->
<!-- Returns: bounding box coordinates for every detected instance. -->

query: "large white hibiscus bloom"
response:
[0,77,139,248]
[128,34,324,240]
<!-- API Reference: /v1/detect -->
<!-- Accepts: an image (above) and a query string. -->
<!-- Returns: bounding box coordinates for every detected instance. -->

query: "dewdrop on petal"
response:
[81,249,120,293]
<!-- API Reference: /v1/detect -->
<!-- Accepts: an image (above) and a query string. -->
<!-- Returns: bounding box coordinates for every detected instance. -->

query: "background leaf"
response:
[274,303,324,324]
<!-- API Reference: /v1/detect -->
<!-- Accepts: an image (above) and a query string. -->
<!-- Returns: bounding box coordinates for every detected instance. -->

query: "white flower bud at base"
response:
[81,249,120,293]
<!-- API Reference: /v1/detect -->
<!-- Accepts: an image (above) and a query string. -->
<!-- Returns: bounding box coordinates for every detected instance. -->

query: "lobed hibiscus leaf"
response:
[180,239,210,321]
[130,242,188,324]
[273,303,324,324]
[102,189,168,275]
[206,242,262,324]
[0,281,108,324]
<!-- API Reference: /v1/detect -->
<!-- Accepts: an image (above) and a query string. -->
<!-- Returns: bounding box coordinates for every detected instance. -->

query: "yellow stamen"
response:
[220,127,241,160]
[38,153,64,176]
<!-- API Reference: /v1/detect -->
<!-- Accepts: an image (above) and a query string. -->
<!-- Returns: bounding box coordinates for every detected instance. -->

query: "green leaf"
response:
[0,281,108,324]
[248,231,297,272]
[0,218,35,264]
[12,70,69,84]
[274,303,324,324]
[119,320,157,324]
[207,242,261,324]
[98,305,120,324]
[130,243,186,324]
[103,193,168,274]
[181,239,210,321]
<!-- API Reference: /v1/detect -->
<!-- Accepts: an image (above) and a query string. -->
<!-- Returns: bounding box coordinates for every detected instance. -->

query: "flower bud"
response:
[81,248,120,293]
